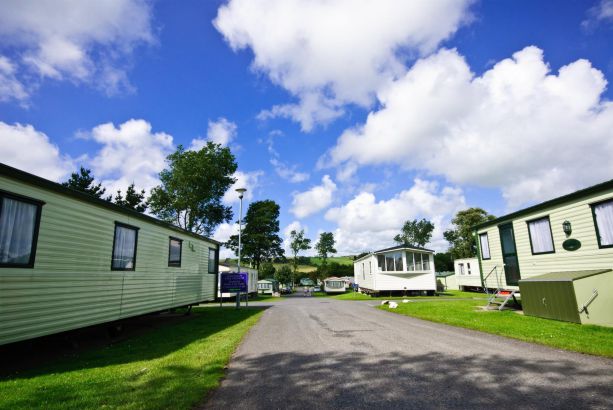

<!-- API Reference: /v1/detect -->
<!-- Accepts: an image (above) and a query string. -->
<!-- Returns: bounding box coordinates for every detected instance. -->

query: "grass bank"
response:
[321,290,489,300]
[0,307,263,410]
[379,300,613,358]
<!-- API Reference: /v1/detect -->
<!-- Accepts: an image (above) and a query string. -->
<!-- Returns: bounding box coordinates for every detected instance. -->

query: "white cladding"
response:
[454,258,482,288]
[354,248,436,292]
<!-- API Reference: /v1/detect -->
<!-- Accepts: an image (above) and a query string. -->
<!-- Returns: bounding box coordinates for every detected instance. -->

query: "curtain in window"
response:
[422,254,430,270]
[112,226,136,269]
[394,252,403,271]
[208,249,216,273]
[528,218,554,253]
[595,200,613,246]
[479,234,490,259]
[0,198,37,264]
[405,252,415,271]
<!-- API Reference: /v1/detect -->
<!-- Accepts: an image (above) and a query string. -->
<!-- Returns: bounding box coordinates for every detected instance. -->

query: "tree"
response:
[433,252,454,272]
[62,167,108,199]
[148,143,237,235]
[226,200,285,270]
[443,208,496,259]
[315,232,336,265]
[114,183,147,213]
[275,265,293,285]
[259,262,276,279]
[394,218,434,248]
[289,229,311,285]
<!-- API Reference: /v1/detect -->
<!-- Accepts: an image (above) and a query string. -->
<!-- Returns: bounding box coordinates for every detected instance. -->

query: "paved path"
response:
[203,296,613,410]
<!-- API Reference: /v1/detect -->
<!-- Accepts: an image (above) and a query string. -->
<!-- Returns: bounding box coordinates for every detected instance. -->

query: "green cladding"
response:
[0,165,219,346]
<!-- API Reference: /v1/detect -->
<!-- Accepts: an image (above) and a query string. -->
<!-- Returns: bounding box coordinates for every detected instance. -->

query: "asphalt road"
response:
[203,295,613,410]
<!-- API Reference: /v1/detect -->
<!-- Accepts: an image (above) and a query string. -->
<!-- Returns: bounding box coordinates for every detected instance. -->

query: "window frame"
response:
[208,247,217,274]
[111,222,139,271]
[526,216,556,255]
[168,236,183,267]
[591,198,613,249]
[0,190,44,269]
[479,232,491,260]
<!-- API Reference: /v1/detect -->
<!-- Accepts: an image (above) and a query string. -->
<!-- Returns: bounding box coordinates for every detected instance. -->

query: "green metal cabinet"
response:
[519,269,613,327]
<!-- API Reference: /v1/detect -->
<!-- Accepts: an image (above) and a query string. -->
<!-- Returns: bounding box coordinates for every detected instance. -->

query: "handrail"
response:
[578,289,598,314]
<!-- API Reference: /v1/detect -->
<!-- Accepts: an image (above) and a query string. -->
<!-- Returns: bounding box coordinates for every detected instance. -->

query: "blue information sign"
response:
[220,272,248,293]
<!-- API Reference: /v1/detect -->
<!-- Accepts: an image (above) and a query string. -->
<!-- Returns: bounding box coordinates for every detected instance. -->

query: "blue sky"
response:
[1,0,612,257]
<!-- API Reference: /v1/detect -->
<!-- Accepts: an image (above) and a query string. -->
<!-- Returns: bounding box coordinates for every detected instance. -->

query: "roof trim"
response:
[352,244,434,263]
[474,178,613,230]
[0,162,220,245]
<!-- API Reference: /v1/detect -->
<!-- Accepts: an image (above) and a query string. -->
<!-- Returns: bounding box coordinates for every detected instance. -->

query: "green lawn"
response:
[327,289,489,300]
[379,299,613,358]
[0,307,263,410]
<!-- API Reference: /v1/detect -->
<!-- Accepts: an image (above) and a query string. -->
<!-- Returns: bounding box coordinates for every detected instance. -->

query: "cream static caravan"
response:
[354,245,436,295]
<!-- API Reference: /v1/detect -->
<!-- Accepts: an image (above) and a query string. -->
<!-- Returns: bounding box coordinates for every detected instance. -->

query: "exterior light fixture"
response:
[562,220,572,236]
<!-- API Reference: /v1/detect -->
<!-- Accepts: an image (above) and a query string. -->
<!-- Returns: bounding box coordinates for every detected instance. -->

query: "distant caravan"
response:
[323,277,346,294]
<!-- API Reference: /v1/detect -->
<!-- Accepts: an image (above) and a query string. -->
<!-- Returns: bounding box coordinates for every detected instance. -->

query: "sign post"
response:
[220,273,248,309]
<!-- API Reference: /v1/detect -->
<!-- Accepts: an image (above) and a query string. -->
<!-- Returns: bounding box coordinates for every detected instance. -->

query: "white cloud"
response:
[291,175,337,218]
[326,46,613,208]
[264,131,310,183]
[325,179,466,254]
[0,0,154,97]
[583,0,613,29]
[0,56,28,103]
[88,119,174,194]
[214,0,473,130]
[191,117,238,150]
[214,222,240,259]
[223,170,264,204]
[0,122,73,180]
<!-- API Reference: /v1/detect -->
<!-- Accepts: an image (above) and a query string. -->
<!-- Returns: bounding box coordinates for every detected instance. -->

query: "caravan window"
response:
[592,199,613,248]
[458,263,465,275]
[422,254,430,271]
[394,252,403,271]
[0,193,42,268]
[467,262,471,274]
[168,237,182,267]
[414,253,423,270]
[479,233,491,260]
[527,217,555,254]
[385,254,395,271]
[405,252,415,271]
[377,254,385,271]
[112,223,138,270]
[208,248,217,273]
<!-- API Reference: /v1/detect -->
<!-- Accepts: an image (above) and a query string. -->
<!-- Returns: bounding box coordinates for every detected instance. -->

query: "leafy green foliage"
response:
[113,183,147,213]
[314,232,336,264]
[394,218,434,247]
[148,143,237,235]
[61,166,108,199]
[259,261,276,279]
[433,252,454,271]
[315,261,353,280]
[443,208,496,258]
[275,265,293,285]
[289,229,311,283]
[226,200,285,270]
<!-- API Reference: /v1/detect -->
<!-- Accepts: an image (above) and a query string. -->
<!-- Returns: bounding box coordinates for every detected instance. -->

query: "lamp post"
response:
[236,188,247,309]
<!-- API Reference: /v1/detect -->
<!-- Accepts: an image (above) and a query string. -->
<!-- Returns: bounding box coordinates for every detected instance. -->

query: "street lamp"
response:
[236,188,247,309]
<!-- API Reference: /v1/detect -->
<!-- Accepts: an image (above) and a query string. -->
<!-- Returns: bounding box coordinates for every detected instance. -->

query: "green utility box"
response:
[519,269,613,327]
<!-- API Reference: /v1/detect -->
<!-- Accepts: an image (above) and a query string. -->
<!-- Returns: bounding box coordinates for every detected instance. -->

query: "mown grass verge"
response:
[0,307,264,410]
[379,300,613,358]
[322,289,489,300]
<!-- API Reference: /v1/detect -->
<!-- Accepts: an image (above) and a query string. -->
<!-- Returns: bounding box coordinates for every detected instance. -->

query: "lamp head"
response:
[235,187,247,199]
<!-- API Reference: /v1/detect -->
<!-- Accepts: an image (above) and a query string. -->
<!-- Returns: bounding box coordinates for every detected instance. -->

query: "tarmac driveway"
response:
[203,296,613,409]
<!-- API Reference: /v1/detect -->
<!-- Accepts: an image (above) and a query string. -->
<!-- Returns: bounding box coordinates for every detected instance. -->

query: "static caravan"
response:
[218,263,258,298]
[257,279,279,295]
[454,258,482,290]
[473,179,613,324]
[436,271,456,291]
[0,163,220,346]
[353,245,436,295]
[323,277,346,294]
